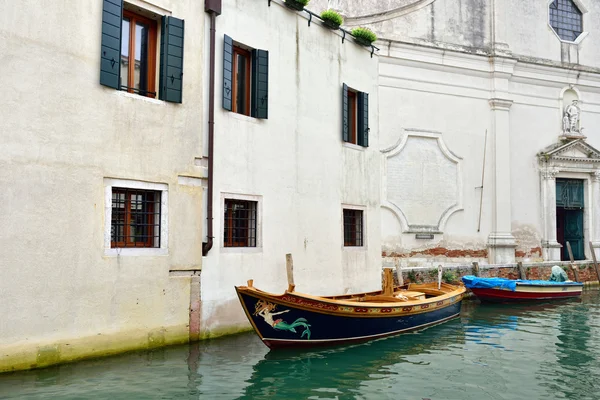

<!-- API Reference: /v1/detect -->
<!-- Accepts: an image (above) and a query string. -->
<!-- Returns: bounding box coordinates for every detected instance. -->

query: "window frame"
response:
[111,187,160,248]
[547,0,588,44]
[347,90,358,145]
[223,199,257,248]
[342,207,365,248]
[104,179,168,256]
[232,45,252,116]
[220,193,263,252]
[121,9,158,98]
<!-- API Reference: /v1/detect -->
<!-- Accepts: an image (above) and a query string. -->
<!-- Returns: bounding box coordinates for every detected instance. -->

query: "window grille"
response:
[111,188,161,248]
[224,199,257,247]
[549,0,582,42]
[343,209,363,247]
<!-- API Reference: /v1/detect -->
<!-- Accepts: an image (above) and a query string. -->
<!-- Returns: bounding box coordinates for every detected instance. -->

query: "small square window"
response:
[111,187,161,248]
[343,209,363,247]
[224,199,257,247]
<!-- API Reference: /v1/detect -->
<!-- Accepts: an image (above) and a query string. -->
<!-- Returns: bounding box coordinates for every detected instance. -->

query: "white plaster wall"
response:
[0,0,204,361]
[200,0,381,336]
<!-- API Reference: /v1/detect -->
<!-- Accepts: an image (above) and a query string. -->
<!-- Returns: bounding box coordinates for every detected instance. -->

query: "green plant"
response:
[320,9,343,26]
[428,268,438,278]
[351,27,377,44]
[284,0,310,11]
[407,270,417,283]
[442,270,457,284]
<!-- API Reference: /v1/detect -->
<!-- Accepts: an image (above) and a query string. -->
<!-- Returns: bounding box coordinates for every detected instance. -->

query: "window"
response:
[100,0,185,103]
[224,199,257,247]
[223,35,269,119]
[343,209,363,247]
[120,10,157,97]
[111,188,161,248]
[549,0,582,42]
[342,84,369,147]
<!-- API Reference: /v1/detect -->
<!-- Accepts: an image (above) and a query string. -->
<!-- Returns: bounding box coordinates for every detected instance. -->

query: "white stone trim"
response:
[103,178,169,257]
[220,192,263,252]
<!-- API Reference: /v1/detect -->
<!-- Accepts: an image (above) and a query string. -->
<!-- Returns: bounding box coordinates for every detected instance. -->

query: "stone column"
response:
[592,170,600,259]
[487,98,516,264]
[541,167,562,261]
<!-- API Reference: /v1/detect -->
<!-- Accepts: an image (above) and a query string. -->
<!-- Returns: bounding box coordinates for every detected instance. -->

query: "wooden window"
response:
[347,90,357,144]
[120,10,157,97]
[232,46,252,116]
[343,209,363,247]
[224,199,257,247]
[111,188,161,248]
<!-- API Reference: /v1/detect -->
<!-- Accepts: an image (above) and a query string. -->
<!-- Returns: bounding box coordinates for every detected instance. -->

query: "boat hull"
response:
[235,286,464,349]
[470,284,583,303]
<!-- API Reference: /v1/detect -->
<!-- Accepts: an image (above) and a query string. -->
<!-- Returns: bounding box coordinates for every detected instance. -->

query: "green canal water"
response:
[1,290,600,400]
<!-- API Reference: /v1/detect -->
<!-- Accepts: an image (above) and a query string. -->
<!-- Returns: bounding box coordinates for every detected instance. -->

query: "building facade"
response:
[0,0,206,372]
[313,0,600,267]
[199,0,382,337]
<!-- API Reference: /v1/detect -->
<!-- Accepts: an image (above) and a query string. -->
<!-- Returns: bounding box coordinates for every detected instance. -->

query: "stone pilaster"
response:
[541,167,562,261]
[487,98,516,264]
[592,170,600,259]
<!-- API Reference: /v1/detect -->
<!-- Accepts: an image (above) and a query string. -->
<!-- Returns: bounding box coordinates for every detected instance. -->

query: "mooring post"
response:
[383,268,394,296]
[395,265,404,286]
[517,262,527,280]
[472,262,480,277]
[589,241,600,284]
[286,253,295,292]
[566,242,579,282]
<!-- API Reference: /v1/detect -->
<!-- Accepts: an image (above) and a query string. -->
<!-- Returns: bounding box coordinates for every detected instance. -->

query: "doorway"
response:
[556,179,585,261]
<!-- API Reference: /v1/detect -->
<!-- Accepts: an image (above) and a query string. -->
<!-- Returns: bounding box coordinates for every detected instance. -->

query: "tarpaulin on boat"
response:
[461,276,518,291]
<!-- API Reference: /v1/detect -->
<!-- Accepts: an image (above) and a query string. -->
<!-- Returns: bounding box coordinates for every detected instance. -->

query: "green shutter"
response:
[342,83,349,142]
[223,35,233,111]
[159,16,185,103]
[358,91,369,147]
[252,49,269,119]
[100,0,123,89]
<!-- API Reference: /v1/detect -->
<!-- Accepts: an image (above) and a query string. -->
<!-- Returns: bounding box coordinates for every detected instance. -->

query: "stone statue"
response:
[563,100,580,134]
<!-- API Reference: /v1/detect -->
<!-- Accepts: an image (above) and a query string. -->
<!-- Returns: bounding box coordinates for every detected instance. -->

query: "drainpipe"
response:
[203,0,221,256]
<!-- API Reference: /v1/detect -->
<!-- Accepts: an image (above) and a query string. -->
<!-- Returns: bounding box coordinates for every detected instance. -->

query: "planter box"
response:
[354,36,373,46]
[322,19,340,30]
[284,0,305,11]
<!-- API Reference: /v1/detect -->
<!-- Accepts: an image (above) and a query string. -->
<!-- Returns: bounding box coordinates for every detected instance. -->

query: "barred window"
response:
[549,0,582,42]
[343,209,363,247]
[111,188,161,248]
[224,199,257,247]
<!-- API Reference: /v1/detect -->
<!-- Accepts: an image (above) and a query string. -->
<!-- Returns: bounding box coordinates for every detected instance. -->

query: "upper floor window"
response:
[549,0,582,42]
[100,0,185,103]
[342,84,369,147]
[222,35,269,119]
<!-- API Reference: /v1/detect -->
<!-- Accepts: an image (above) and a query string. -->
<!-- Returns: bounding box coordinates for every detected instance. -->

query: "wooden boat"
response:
[235,269,466,349]
[461,275,583,302]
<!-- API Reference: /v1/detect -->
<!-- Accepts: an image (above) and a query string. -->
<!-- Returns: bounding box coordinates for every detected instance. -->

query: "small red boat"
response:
[462,275,583,302]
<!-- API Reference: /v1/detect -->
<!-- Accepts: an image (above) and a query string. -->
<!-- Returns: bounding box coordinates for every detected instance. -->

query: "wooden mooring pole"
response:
[589,241,600,284]
[382,268,394,296]
[517,262,527,280]
[566,242,580,282]
[286,253,295,292]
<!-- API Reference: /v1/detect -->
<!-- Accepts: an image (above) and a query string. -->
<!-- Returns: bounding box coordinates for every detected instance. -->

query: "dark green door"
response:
[556,179,585,261]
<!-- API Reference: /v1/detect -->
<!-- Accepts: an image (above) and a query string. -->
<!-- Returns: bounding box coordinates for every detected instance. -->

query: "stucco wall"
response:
[199,0,381,337]
[0,0,205,371]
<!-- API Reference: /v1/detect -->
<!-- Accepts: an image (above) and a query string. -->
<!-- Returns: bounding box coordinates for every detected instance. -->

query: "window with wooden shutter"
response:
[342,84,368,147]
[100,0,123,89]
[358,92,369,147]
[159,16,185,103]
[252,50,269,119]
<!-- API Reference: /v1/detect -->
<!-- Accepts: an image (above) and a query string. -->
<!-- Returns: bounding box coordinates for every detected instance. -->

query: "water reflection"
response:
[236,320,466,400]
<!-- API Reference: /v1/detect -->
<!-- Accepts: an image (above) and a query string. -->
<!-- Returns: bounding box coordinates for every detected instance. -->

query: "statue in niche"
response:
[563,100,581,135]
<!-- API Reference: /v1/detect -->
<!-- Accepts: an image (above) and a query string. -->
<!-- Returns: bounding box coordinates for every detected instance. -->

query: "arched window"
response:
[549,0,583,42]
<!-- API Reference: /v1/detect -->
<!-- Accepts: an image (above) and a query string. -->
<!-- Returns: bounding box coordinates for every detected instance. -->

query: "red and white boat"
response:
[461,275,583,302]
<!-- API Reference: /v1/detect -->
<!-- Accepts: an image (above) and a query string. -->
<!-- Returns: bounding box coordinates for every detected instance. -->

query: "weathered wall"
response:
[0,0,205,372]
[199,0,381,337]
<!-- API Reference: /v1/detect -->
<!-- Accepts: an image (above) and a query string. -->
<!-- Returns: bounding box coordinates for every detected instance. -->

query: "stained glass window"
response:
[549,0,583,42]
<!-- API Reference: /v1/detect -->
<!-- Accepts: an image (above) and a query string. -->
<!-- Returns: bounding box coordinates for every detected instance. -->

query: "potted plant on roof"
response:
[284,0,309,11]
[351,27,377,46]
[320,9,343,30]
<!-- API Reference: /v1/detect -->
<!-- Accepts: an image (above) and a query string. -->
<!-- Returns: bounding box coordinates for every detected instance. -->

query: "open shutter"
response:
[100,0,123,89]
[342,83,349,142]
[358,91,369,147]
[159,16,185,103]
[223,35,233,111]
[252,50,269,119]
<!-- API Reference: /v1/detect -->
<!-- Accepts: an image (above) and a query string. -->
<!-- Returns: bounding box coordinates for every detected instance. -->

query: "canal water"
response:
[1,290,599,400]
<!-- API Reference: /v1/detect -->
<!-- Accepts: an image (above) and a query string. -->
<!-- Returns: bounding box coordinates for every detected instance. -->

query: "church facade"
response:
[312,0,600,266]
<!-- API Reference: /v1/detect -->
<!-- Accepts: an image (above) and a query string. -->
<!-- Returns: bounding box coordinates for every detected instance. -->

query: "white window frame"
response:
[104,178,169,256]
[547,0,589,45]
[220,192,263,253]
[342,204,367,250]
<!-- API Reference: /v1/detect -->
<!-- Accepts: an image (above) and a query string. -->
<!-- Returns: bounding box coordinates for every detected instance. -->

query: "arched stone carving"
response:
[382,129,463,234]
